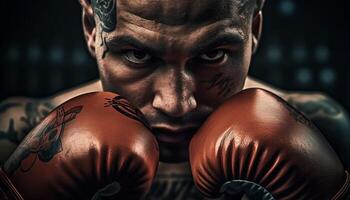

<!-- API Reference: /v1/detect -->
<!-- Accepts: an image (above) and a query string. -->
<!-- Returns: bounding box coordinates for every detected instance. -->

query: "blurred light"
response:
[267,45,282,64]
[7,45,20,62]
[27,44,41,63]
[314,45,330,63]
[292,45,307,63]
[72,48,88,65]
[50,46,64,64]
[296,67,313,85]
[319,67,336,85]
[278,0,295,16]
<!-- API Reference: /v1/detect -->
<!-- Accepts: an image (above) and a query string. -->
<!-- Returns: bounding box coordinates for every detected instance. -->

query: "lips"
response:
[151,126,199,144]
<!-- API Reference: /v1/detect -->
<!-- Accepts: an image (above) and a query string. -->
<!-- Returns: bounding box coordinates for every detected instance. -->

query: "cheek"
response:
[195,68,247,107]
[194,53,250,108]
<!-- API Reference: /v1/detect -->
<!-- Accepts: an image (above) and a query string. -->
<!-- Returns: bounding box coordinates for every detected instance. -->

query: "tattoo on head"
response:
[91,0,117,32]
[203,73,235,97]
[4,106,83,174]
[104,96,150,129]
[91,0,117,59]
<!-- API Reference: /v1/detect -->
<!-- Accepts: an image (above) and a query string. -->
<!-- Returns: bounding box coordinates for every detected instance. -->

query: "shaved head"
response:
[118,0,254,25]
[90,0,265,31]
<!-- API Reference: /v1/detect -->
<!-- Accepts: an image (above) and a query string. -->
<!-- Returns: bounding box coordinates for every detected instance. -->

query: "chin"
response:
[152,127,198,163]
[158,140,191,163]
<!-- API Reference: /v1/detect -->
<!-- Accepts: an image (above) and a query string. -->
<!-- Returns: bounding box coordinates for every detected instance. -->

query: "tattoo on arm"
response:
[0,103,21,113]
[4,105,83,174]
[91,0,117,58]
[0,119,19,144]
[104,96,150,129]
[287,96,342,119]
[285,94,350,169]
[0,101,55,145]
[203,73,235,97]
[276,96,318,131]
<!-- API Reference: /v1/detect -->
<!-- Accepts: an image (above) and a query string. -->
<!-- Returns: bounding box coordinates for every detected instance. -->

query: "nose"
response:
[152,68,197,118]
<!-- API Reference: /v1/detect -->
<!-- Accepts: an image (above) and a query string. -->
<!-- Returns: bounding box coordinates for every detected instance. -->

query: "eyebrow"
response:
[190,32,245,54]
[105,35,165,56]
[105,31,244,56]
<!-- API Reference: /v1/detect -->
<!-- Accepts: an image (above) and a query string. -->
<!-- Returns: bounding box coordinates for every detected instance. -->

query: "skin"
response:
[1,0,349,199]
[82,0,262,162]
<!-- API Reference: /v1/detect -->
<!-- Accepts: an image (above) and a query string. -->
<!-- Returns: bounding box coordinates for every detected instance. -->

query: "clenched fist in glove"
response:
[190,88,349,200]
[0,92,159,200]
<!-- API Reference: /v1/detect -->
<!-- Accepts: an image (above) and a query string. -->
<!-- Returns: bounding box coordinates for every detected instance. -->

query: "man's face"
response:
[91,0,256,162]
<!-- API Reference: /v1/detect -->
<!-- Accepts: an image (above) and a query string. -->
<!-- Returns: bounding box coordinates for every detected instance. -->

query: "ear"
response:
[79,0,97,58]
[251,11,263,54]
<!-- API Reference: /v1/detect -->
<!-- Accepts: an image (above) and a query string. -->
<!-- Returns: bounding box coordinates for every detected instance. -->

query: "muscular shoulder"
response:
[284,91,350,132]
[0,80,102,164]
[285,92,350,169]
[245,77,350,169]
[50,79,102,106]
[245,77,350,133]
[0,97,55,163]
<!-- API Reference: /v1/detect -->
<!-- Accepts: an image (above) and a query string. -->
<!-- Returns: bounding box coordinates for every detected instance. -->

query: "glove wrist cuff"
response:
[220,179,275,200]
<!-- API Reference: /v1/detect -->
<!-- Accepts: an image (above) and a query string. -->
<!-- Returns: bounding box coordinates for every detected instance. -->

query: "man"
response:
[0,0,349,199]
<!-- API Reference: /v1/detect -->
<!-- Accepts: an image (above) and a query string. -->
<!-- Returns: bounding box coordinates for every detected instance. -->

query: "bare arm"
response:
[0,98,54,164]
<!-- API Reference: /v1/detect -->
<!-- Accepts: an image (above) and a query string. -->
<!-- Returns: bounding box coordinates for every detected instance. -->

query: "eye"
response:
[199,49,226,62]
[123,50,151,64]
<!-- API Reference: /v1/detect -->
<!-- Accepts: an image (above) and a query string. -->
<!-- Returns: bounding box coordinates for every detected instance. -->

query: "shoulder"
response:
[0,97,55,141]
[0,97,55,163]
[244,77,350,132]
[50,79,102,106]
[0,79,102,164]
[285,91,350,169]
[0,79,102,139]
[245,76,350,169]
[284,91,348,123]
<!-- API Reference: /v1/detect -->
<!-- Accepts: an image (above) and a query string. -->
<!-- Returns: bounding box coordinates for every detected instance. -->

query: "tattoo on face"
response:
[203,73,235,97]
[91,0,117,59]
[0,101,54,145]
[4,106,83,174]
[91,0,117,32]
[104,96,150,129]
[101,35,109,59]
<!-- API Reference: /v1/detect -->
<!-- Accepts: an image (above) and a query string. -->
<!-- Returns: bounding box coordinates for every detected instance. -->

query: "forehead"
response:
[104,0,253,52]
[117,0,250,26]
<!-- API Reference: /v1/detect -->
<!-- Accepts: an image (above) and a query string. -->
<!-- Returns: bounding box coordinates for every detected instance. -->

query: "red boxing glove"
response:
[1,92,159,200]
[190,88,350,200]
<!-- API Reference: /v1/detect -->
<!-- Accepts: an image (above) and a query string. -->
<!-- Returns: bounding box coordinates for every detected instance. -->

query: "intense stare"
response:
[84,0,264,162]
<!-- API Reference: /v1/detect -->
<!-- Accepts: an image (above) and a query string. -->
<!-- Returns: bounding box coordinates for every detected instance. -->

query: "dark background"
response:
[1,0,349,110]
